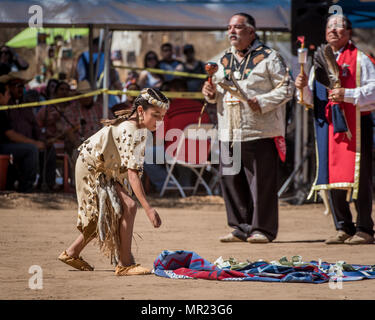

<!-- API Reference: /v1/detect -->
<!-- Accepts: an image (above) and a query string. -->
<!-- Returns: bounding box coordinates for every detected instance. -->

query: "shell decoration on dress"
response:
[75,121,148,265]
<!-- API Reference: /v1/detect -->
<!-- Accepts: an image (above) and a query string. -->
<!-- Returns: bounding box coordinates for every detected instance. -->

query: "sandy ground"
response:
[0,192,374,300]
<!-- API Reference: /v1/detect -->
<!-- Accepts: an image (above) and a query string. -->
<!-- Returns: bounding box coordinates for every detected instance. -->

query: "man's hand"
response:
[295,72,308,89]
[146,208,162,228]
[247,97,261,113]
[202,81,216,100]
[328,88,345,102]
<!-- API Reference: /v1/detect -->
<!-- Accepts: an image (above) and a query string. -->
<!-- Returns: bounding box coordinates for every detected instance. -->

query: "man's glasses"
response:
[147,56,157,60]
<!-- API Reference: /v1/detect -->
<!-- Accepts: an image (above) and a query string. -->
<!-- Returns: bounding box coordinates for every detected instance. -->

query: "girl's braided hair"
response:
[101,88,169,126]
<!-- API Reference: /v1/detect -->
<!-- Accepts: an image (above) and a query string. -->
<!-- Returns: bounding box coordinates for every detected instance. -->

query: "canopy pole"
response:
[88,24,94,89]
[102,26,110,119]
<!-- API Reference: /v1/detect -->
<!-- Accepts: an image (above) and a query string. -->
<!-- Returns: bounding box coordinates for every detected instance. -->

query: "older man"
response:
[202,13,294,243]
[295,14,375,244]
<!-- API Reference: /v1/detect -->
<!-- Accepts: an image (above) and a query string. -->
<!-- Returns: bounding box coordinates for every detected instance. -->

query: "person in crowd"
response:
[6,73,56,191]
[124,70,139,88]
[295,14,375,245]
[0,45,29,73]
[66,80,103,141]
[111,82,140,116]
[76,37,104,83]
[182,44,206,92]
[36,81,79,160]
[58,88,168,276]
[42,46,57,80]
[138,51,164,89]
[0,78,43,192]
[43,78,59,100]
[159,43,184,82]
[202,12,294,243]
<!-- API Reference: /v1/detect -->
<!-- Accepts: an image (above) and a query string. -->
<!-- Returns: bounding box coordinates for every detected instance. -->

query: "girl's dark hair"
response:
[144,50,159,68]
[102,88,168,126]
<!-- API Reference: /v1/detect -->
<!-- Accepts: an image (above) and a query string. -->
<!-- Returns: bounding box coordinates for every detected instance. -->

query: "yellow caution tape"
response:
[0,89,104,111]
[0,88,204,111]
[107,90,204,100]
[112,65,208,79]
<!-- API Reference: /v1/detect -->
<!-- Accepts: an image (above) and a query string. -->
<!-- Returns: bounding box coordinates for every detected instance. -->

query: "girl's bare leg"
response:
[115,183,137,267]
[66,233,94,258]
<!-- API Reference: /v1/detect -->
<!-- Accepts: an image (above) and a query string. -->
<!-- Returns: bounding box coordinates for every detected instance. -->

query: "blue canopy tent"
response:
[337,0,375,28]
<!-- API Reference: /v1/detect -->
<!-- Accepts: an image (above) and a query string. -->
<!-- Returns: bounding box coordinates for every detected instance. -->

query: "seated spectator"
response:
[182,44,206,92]
[41,78,59,101]
[5,73,56,191]
[0,46,29,73]
[159,43,184,82]
[42,46,57,80]
[0,80,42,192]
[36,81,79,161]
[138,51,164,89]
[66,80,103,140]
[111,82,140,116]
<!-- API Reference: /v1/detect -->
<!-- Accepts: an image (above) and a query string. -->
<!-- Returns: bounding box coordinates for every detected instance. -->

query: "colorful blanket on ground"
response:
[153,250,375,283]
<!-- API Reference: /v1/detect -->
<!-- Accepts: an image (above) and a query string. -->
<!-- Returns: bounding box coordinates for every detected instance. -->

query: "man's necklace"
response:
[230,52,251,80]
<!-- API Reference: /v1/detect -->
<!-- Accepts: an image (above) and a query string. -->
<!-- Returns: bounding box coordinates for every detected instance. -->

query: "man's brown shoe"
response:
[219,233,243,243]
[344,231,374,245]
[325,230,352,244]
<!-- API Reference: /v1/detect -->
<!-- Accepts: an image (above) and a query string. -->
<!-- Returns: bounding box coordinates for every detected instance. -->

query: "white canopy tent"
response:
[1,0,291,115]
[2,0,309,200]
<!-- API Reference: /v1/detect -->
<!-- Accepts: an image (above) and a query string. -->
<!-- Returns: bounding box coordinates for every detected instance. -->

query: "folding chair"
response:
[160,123,216,197]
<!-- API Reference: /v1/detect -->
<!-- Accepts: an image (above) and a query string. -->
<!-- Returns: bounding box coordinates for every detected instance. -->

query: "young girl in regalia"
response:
[58,88,169,276]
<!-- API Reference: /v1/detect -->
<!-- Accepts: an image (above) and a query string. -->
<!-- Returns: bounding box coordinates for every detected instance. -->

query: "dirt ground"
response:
[0,192,374,300]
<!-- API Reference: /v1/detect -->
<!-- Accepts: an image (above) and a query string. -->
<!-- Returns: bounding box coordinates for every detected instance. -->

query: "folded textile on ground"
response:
[153,250,375,283]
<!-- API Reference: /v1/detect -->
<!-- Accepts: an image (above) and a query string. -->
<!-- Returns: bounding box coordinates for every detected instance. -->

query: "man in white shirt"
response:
[295,14,375,244]
[202,13,294,243]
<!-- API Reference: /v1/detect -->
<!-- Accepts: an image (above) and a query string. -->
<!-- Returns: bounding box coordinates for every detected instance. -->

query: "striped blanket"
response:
[153,250,375,283]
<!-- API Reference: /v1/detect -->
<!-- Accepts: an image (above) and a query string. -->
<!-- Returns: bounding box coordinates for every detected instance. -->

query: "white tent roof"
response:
[0,0,290,31]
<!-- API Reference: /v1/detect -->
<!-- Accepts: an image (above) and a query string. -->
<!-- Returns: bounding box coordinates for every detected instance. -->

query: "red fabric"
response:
[327,43,358,184]
[274,136,286,162]
[163,98,211,164]
[297,36,305,45]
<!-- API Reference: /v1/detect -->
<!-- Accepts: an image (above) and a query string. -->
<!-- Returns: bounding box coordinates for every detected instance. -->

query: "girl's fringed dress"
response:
[75,119,147,264]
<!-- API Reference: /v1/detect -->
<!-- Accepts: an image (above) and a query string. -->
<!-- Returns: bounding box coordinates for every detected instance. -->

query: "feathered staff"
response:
[314,43,351,139]
[297,36,313,110]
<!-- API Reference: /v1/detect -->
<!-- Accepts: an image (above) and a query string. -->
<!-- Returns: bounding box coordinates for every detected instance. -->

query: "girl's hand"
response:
[146,208,162,228]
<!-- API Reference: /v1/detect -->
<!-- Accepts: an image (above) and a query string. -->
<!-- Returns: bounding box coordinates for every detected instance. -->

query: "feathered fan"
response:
[314,44,350,138]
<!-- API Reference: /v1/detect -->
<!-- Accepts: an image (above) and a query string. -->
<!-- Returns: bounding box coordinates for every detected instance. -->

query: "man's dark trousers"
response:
[219,138,279,241]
